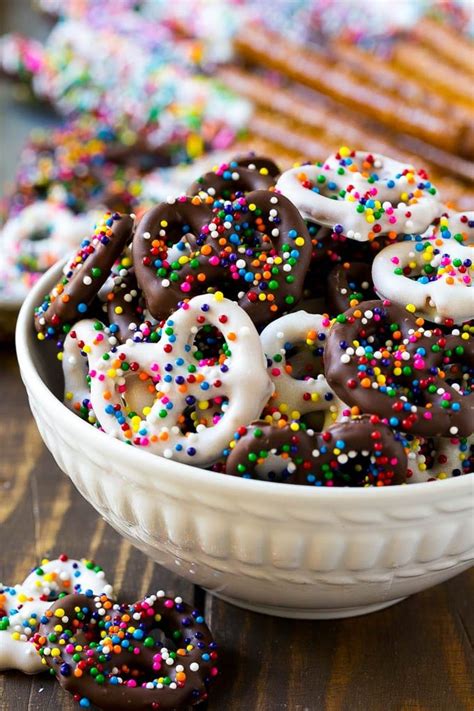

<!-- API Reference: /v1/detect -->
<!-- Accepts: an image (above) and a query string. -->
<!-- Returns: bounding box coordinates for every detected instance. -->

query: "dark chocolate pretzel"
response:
[188,154,280,199]
[324,300,474,437]
[35,212,134,336]
[105,268,145,342]
[133,190,312,328]
[233,190,312,327]
[225,416,407,486]
[132,197,217,318]
[34,592,218,711]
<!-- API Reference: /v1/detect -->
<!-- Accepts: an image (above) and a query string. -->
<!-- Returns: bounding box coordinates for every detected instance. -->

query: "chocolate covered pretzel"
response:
[225,416,407,486]
[35,212,134,337]
[324,300,473,437]
[34,591,217,710]
[188,154,280,199]
[133,190,311,328]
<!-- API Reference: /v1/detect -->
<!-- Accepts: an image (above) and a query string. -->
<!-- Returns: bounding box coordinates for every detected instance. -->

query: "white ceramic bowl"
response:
[16,262,474,619]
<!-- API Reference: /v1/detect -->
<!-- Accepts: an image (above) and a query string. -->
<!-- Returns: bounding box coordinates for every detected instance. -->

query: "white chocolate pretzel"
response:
[423,209,474,243]
[372,237,473,324]
[0,556,113,673]
[1,202,97,273]
[260,311,337,421]
[63,319,154,422]
[276,150,442,241]
[63,320,111,416]
[88,293,273,466]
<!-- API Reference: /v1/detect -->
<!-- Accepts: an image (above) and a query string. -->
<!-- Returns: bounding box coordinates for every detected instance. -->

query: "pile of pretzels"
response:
[34,148,474,486]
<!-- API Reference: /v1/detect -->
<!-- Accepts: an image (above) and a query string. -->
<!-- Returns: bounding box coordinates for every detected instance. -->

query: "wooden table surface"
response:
[0,3,473,710]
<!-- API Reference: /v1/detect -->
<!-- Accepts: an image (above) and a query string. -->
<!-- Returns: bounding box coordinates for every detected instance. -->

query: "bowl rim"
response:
[15,259,474,504]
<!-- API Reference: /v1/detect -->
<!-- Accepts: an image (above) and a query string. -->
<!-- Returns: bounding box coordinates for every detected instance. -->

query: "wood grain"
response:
[206,572,474,711]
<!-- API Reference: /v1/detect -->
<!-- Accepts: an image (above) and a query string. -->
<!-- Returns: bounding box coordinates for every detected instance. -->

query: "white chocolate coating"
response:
[63,319,153,422]
[0,557,113,673]
[372,237,474,324]
[276,150,442,241]
[87,293,273,466]
[63,320,110,415]
[260,311,336,421]
[422,209,474,243]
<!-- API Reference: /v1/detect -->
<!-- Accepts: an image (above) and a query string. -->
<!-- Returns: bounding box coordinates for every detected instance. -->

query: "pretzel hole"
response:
[165,232,194,263]
[121,374,157,415]
[413,437,448,476]
[191,325,227,362]
[181,397,230,433]
[442,360,473,396]
[385,380,432,407]
[254,452,298,483]
[410,437,473,480]
[285,343,325,380]
[301,411,326,431]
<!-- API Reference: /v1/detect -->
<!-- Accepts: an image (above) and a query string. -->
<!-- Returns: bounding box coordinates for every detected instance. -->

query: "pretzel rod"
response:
[229,135,299,166]
[222,68,415,165]
[247,110,333,160]
[220,66,377,147]
[413,17,474,74]
[330,41,473,124]
[234,26,473,158]
[247,109,472,211]
[391,40,474,111]
[219,66,474,184]
[398,133,474,184]
[242,134,307,168]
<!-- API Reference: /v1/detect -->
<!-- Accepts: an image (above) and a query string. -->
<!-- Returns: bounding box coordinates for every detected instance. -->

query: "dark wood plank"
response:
[206,570,474,711]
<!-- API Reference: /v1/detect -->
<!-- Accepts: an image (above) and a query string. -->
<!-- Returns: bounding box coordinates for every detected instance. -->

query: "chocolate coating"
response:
[133,190,312,329]
[225,417,407,486]
[234,191,312,327]
[35,212,134,335]
[133,197,216,318]
[188,154,280,199]
[105,268,145,343]
[324,300,473,437]
[35,592,217,711]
